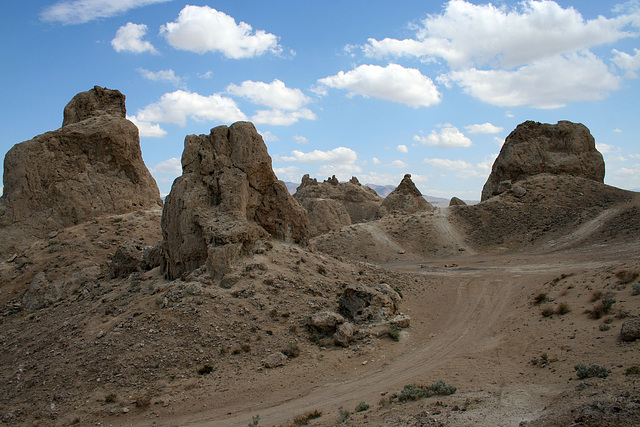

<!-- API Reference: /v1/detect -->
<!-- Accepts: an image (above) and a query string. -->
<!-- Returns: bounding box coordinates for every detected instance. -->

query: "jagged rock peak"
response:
[0,86,161,246]
[481,120,605,201]
[377,173,434,217]
[161,121,309,280]
[63,85,126,127]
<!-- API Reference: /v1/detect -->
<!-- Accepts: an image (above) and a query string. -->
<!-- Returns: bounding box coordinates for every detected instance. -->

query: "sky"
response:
[1,0,639,200]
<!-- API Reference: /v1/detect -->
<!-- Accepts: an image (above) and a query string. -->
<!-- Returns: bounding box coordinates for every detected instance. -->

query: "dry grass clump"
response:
[615,269,639,284]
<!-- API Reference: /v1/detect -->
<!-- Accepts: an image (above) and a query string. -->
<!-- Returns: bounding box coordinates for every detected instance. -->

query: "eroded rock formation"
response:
[482,121,605,200]
[161,121,309,280]
[294,174,382,236]
[0,86,161,242]
[377,174,434,217]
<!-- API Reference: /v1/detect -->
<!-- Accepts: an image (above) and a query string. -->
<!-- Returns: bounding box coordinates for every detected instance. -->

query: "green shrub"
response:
[355,401,370,412]
[428,380,457,395]
[632,283,640,295]
[599,323,611,331]
[388,329,401,341]
[248,414,260,427]
[574,363,608,379]
[398,384,428,402]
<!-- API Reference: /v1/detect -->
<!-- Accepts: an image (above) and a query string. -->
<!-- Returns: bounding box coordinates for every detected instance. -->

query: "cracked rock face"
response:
[0,86,161,236]
[482,121,605,201]
[161,121,309,280]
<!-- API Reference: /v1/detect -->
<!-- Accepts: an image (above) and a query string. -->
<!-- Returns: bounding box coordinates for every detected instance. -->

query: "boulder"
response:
[620,319,640,342]
[449,197,467,206]
[161,122,309,280]
[294,174,383,233]
[334,322,356,347]
[307,311,346,333]
[22,272,64,311]
[481,121,605,200]
[109,240,161,278]
[263,352,288,368]
[390,314,411,328]
[339,283,401,324]
[0,86,162,241]
[377,174,434,217]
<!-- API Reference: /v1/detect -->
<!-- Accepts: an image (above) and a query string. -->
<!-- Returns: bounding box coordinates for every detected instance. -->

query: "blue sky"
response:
[1,0,639,199]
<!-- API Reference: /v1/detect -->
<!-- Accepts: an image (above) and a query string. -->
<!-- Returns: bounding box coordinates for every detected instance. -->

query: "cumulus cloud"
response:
[293,135,309,144]
[127,115,167,137]
[360,0,637,108]
[251,108,316,126]
[423,155,495,179]
[134,90,246,127]
[612,48,640,78]
[318,64,441,108]
[439,52,621,108]
[465,122,503,134]
[279,147,358,164]
[259,130,278,142]
[363,0,638,69]
[151,157,182,175]
[318,164,363,180]
[273,166,302,182]
[226,79,311,110]
[137,68,185,88]
[391,160,409,168]
[112,22,158,53]
[396,144,409,153]
[414,123,472,148]
[41,0,170,24]
[372,157,381,165]
[160,5,281,58]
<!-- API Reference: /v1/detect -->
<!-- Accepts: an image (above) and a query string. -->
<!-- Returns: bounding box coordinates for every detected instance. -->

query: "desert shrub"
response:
[551,273,574,284]
[599,323,611,331]
[335,407,350,424]
[388,329,401,341]
[533,293,547,305]
[574,363,608,379]
[625,365,640,376]
[540,306,555,317]
[588,297,616,319]
[590,290,603,302]
[556,303,571,315]
[248,414,260,427]
[241,343,252,353]
[398,384,428,402]
[355,401,370,412]
[428,380,457,395]
[105,393,117,403]
[197,364,214,375]
[615,270,639,284]
[291,409,322,426]
[632,283,640,295]
[282,343,300,358]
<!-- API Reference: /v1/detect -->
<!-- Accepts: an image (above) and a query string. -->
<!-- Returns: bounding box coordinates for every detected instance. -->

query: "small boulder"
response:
[334,322,356,347]
[390,314,411,329]
[22,272,64,311]
[339,283,401,324]
[263,352,288,368]
[109,240,159,278]
[620,319,640,342]
[307,311,345,333]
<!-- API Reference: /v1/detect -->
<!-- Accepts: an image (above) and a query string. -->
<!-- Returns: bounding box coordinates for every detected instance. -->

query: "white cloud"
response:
[318,164,363,180]
[614,128,623,133]
[127,115,167,137]
[259,130,278,142]
[372,157,381,165]
[41,0,170,24]
[279,147,358,164]
[630,154,640,159]
[152,157,182,175]
[397,144,408,153]
[493,136,505,146]
[465,122,503,134]
[318,64,441,108]
[363,0,639,69]
[391,160,409,168]
[137,68,184,88]
[423,155,496,179]
[111,22,157,54]
[414,123,472,148]
[293,135,309,144]
[226,79,311,110]
[198,71,214,79]
[160,5,281,59]
[440,52,621,108]
[612,48,640,78]
[596,143,616,153]
[273,166,302,183]
[251,108,316,126]
[134,90,247,126]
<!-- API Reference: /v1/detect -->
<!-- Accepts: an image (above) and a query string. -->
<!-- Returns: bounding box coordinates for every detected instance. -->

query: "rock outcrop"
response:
[481,121,605,201]
[161,121,309,280]
[377,174,434,217]
[294,174,382,236]
[0,86,161,241]
[449,197,467,206]
[339,283,402,324]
